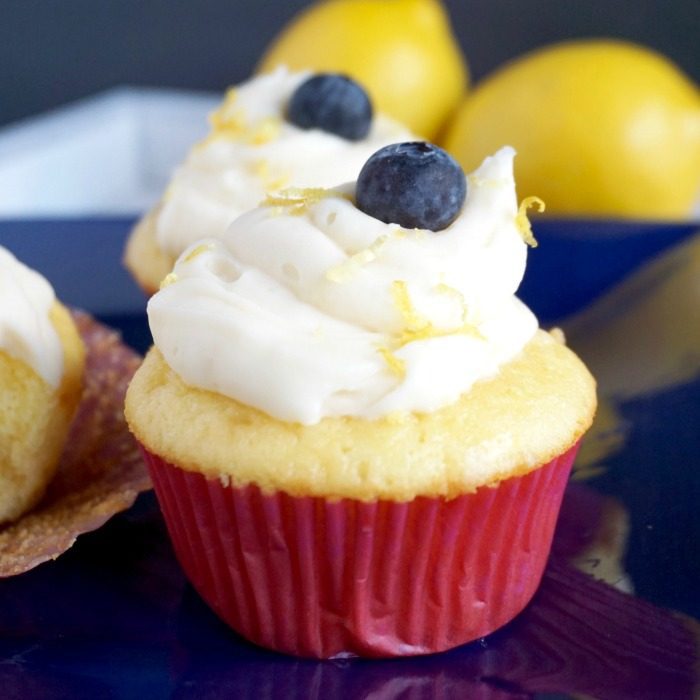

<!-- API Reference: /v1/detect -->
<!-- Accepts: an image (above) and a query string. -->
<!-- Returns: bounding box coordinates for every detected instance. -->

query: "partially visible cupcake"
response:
[125,145,596,658]
[0,247,84,524]
[125,67,414,293]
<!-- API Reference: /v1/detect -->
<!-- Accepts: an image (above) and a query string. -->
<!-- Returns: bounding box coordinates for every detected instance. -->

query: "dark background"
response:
[2,0,699,128]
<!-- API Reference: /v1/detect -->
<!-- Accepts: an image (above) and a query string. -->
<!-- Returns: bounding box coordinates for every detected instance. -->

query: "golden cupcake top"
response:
[126,329,596,501]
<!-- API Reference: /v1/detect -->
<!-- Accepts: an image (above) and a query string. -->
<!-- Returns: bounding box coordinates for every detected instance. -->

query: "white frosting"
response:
[0,247,63,387]
[156,67,413,259]
[149,147,539,424]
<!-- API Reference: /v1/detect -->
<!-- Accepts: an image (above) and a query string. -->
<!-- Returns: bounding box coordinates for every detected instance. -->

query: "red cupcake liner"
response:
[142,443,579,659]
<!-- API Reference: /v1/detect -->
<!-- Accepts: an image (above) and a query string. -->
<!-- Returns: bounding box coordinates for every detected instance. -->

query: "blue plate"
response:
[0,219,698,699]
[521,218,699,323]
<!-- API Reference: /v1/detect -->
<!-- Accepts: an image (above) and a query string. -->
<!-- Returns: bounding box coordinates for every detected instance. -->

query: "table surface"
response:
[0,219,698,700]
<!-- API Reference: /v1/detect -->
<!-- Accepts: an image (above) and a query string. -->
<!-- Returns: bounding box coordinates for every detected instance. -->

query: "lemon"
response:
[443,40,700,219]
[258,0,468,140]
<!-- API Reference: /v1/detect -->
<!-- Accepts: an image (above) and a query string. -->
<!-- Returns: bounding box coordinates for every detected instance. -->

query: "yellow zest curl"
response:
[159,272,178,290]
[245,117,281,145]
[183,243,213,263]
[205,89,282,146]
[325,236,388,283]
[376,280,484,377]
[391,281,483,346]
[208,89,242,130]
[264,187,347,216]
[377,347,406,378]
[516,196,545,247]
[252,160,290,192]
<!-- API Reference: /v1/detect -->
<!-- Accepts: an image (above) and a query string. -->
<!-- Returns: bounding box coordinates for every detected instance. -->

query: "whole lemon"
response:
[258,0,468,140]
[443,40,700,219]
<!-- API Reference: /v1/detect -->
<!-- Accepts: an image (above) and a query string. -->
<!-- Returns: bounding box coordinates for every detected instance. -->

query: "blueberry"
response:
[287,73,373,141]
[356,142,467,231]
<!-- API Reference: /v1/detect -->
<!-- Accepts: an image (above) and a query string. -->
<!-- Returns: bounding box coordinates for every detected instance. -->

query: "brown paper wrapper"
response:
[0,311,150,577]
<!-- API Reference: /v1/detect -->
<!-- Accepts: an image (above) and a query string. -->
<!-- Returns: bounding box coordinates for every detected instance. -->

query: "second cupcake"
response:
[125,68,413,293]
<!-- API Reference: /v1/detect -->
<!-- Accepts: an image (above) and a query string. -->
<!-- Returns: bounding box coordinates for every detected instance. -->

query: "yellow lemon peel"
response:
[325,235,388,283]
[435,283,484,333]
[515,196,545,247]
[391,280,483,346]
[377,346,406,378]
[209,89,243,130]
[376,280,483,378]
[210,110,247,137]
[207,115,281,146]
[159,272,179,290]
[245,117,282,145]
[264,187,347,216]
[183,243,213,264]
[219,87,238,111]
[204,89,282,146]
[467,174,507,190]
[194,104,247,149]
[252,160,290,191]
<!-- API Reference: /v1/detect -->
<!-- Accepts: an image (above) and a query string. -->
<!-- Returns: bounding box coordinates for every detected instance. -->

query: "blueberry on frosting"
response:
[287,73,373,141]
[356,142,467,231]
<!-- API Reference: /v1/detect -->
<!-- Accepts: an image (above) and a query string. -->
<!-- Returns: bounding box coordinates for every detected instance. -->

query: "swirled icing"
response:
[149,147,538,424]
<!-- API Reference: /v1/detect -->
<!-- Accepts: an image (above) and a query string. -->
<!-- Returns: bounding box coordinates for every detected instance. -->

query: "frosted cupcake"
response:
[0,247,84,524]
[125,68,413,293]
[125,144,596,658]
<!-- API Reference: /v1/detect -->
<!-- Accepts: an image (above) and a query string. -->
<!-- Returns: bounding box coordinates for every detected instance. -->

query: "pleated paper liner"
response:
[142,443,579,658]
[0,311,150,577]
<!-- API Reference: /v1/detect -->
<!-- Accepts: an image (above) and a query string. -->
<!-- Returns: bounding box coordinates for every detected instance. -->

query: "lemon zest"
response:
[208,88,242,130]
[252,159,269,177]
[252,159,290,191]
[468,174,506,189]
[183,243,213,263]
[195,99,248,148]
[392,280,424,333]
[435,282,467,322]
[245,116,282,145]
[264,187,347,216]
[325,235,388,282]
[207,91,282,145]
[210,110,247,136]
[159,272,179,290]
[377,346,406,378]
[377,280,484,380]
[434,283,485,336]
[516,196,545,247]
[392,280,483,346]
[467,173,484,188]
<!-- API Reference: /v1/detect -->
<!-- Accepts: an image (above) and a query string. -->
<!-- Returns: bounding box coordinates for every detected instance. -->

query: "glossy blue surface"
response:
[520,218,699,322]
[0,219,698,699]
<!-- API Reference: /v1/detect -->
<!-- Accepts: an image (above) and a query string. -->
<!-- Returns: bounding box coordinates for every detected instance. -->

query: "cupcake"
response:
[124,68,413,293]
[125,144,596,658]
[0,247,84,524]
